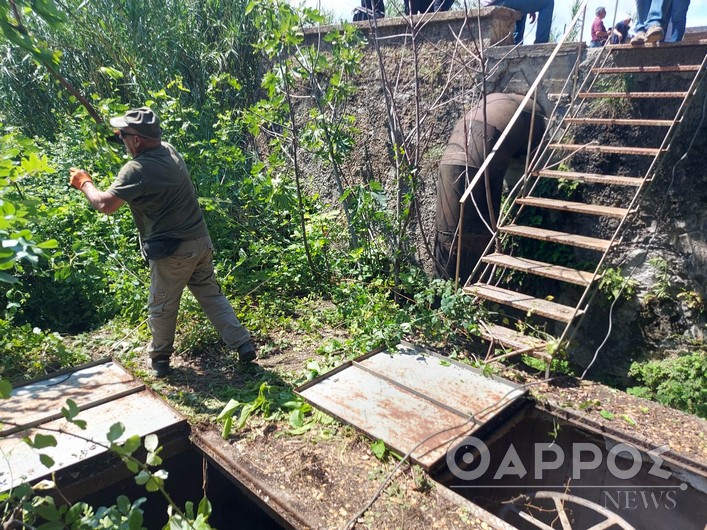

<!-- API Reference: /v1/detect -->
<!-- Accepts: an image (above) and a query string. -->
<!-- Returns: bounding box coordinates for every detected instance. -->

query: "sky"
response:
[290,0,707,42]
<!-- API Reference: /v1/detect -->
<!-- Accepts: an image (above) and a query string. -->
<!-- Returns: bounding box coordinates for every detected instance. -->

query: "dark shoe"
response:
[237,341,257,363]
[630,32,646,46]
[150,357,171,378]
[646,25,664,44]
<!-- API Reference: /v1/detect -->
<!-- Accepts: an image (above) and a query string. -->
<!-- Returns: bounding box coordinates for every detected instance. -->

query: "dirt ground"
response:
[124,313,706,530]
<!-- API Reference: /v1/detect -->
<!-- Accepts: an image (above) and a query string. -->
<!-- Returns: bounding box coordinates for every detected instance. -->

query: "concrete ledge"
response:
[303,6,519,48]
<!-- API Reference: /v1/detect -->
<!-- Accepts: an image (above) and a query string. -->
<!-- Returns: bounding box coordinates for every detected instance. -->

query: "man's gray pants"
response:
[147,235,250,359]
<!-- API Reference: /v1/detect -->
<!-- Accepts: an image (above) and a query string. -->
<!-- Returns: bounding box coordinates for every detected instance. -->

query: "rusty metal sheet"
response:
[0,361,185,492]
[1,361,141,435]
[297,342,525,470]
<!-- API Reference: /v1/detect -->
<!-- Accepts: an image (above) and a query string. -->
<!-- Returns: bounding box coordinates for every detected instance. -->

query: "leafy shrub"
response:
[598,267,637,302]
[627,350,707,418]
[0,319,88,382]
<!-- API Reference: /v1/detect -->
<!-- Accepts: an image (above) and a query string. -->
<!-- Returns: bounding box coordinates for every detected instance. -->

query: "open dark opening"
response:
[75,443,282,529]
[433,406,707,530]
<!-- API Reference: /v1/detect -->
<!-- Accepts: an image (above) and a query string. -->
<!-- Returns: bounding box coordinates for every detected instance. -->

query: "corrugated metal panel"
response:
[297,342,526,470]
[0,360,186,491]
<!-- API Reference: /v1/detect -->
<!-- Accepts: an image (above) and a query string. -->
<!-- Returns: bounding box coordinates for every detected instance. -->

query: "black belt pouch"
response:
[142,237,182,261]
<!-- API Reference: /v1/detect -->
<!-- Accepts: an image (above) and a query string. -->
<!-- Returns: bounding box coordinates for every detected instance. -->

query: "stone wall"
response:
[296,10,707,375]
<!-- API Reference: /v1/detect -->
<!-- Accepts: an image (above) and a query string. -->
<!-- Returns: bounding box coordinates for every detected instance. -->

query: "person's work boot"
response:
[237,341,257,363]
[630,32,646,45]
[150,356,171,378]
[646,25,664,43]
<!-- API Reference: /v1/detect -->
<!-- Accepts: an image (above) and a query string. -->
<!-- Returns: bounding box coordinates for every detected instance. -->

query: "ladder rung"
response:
[466,284,582,323]
[578,91,688,99]
[564,117,674,127]
[548,143,662,156]
[500,224,612,252]
[479,322,550,356]
[592,65,701,74]
[482,253,597,286]
[516,197,628,218]
[537,169,643,186]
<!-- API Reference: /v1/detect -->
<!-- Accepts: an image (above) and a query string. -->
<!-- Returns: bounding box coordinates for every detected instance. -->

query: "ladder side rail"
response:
[454,0,590,278]
[553,56,707,350]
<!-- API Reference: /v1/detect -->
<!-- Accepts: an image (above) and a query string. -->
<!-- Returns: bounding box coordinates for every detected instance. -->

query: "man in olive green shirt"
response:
[70,107,255,377]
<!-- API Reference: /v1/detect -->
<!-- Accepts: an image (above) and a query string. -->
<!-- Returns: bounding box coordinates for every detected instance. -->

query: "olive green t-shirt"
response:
[107,142,208,241]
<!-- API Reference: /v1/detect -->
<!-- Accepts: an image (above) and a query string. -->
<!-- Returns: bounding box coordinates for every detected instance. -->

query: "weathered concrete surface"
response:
[304,7,518,49]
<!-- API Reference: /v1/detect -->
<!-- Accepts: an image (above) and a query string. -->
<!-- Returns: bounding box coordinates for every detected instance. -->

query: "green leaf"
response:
[117,495,131,515]
[0,272,18,284]
[39,453,55,468]
[128,506,144,530]
[124,459,139,473]
[134,470,151,486]
[621,414,637,426]
[220,415,233,439]
[33,434,58,449]
[37,239,58,249]
[35,498,60,521]
[61,399,80,420]
[371,439,386,460]
[99,66,125,79]
[145,452,162,467]
[197,497,212,518]
[0,379,11,398]
[107,422,125,442]
[288,409,304,428]
[599,410,615,420]
[217,398,241,420]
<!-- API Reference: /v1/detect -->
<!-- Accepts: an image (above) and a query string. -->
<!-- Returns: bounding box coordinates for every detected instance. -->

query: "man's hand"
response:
[69,167,93,190]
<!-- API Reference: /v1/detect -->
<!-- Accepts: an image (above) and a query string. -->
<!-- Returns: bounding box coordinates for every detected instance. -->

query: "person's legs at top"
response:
[533,0,554,43]
[633,0,672,42]
[490,0,554,43]
[631,0,646,43]
[667,0,690,41]
[185,236,253,359]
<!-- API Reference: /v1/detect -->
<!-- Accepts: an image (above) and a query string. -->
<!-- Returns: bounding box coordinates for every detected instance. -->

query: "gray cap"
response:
[109,107,161,139]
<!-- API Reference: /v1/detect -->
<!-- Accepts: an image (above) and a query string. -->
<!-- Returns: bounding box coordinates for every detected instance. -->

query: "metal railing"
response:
[454,0,590,288]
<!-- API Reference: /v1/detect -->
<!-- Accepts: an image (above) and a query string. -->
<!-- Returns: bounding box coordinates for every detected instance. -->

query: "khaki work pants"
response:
[147,235,250,359]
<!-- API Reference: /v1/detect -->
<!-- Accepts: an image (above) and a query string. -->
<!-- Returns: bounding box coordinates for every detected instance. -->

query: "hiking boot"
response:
[630,32,646,45]
[236,341,257,363]
[646,25,664,44]
[150,356,171,378]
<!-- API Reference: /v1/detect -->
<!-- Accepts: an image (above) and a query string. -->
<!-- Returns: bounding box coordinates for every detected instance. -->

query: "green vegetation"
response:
[1,0,705,526]
[627,349,707,418]
[598,266,638,302]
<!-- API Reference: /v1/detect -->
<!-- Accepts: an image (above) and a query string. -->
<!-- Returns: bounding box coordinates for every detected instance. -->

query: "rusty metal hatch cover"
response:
[0,359,187,492]
[296,342,526,470]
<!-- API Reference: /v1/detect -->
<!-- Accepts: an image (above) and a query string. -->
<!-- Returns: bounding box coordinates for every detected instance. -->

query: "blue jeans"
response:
[667,0,690,41]
[490,0,554,43]
[634,0,673,33]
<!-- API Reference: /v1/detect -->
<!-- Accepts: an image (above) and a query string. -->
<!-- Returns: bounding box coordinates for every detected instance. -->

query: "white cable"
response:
[581,87,707,379]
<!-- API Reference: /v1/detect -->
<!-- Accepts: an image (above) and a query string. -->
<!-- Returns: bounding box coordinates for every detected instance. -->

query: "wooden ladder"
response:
[464,50,707,368]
